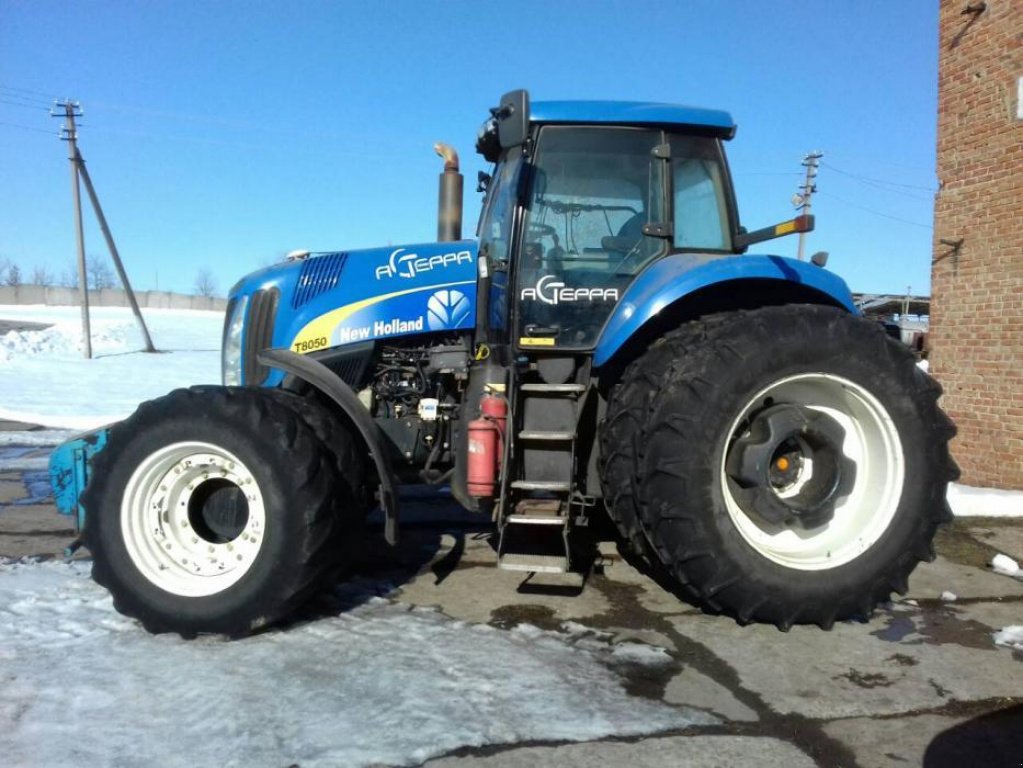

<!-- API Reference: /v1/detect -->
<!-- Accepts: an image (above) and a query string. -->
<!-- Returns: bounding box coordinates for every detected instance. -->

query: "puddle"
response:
[870,604,997,651]
[489,604,561,632]
[0,445,54,506]
[834,669,894,688]
[15,471,53,505]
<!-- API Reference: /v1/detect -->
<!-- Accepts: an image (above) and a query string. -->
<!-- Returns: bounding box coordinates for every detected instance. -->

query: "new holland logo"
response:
[427,289,471,330]
[519,275,620,305]
[375,248,473,280]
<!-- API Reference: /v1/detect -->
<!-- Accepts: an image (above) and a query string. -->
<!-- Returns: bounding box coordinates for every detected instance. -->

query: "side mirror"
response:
[495,89,530,149]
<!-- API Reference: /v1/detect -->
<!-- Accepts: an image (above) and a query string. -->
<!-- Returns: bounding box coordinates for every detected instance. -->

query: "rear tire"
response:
[633,306,956,629]
[599,335,688,557]
[82,386,341,636]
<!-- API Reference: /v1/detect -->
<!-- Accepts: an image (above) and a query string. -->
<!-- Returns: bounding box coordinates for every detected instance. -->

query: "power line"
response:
[817,190,933,230]
[0,83,56,100]
[733,171,803,177]
[0,120,55,135]
[0,97,51,111]
[822,162,936,193]
[825,150,934,175]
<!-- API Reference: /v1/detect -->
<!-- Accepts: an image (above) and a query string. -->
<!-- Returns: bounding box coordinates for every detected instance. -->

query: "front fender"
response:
[593,254,856,367]
[258,349,400,546]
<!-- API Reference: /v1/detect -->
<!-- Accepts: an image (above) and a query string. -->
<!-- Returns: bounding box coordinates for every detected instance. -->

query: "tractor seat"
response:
[601,212,645,253]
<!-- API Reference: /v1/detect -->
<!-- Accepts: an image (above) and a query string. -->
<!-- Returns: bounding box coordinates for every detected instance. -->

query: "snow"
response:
[0,429,77,446]
[991,553,1021,578]
[939,591,957,602]
[0,560,712,767]
[946,482,1023,518]
[0,455,50,471]
[610,642,674,666]
[994,625,1023,650]
[0,305,222,430]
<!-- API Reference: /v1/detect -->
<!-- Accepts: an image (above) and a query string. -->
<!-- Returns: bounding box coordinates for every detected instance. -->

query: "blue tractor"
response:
[50,90,956,636]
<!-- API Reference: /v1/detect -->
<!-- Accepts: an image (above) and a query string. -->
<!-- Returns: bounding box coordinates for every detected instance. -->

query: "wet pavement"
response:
[1,422,1021,767]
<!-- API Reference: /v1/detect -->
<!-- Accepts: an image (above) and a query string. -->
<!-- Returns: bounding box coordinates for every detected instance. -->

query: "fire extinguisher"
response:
[467,391,506,498]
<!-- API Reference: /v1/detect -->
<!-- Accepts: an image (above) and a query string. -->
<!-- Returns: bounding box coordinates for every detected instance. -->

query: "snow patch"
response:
[0,560,713,767]
[0,305,222,430]
[947,483,1023,518]
[610,642,674,666]
[991,553,1021,578]
[939,591,957,602]
[993,625,1023,650]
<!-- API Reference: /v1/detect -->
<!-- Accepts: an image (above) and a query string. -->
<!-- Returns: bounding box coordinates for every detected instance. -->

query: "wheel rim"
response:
[120,442,266,596]
[720,373,904,571]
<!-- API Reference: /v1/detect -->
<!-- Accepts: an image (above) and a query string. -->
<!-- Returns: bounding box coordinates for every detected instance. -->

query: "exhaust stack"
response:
[435,142,463,242]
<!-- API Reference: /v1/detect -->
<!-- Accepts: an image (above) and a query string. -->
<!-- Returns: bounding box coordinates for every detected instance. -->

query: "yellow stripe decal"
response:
[291,280,476,352]
[774,220,797,236]
[519,337,556,347]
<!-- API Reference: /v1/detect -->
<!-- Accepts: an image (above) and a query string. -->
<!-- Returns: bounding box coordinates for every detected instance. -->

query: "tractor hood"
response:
[226,240,478,386]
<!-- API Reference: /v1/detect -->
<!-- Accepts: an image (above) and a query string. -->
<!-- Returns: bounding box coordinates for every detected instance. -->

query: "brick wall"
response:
[931,0,1023,489]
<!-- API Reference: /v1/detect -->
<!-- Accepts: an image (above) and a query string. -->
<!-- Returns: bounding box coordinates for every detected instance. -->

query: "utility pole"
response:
[793,150,823,261]
[54,100,91,359]
[52,100,156,354]
[75,148,155,352]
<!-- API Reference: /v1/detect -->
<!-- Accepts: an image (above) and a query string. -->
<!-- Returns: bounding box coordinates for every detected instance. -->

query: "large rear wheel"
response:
[82,386,343,636]
[633,306,957,629]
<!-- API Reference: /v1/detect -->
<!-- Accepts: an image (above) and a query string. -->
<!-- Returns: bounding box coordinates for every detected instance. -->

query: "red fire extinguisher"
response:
[467,392,506,498]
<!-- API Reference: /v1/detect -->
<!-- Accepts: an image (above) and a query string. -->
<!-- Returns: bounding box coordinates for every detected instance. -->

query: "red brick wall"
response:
[931,0,1023,489]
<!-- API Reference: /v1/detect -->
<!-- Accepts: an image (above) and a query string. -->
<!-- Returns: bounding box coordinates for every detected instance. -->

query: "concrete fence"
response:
[0,285,227,312]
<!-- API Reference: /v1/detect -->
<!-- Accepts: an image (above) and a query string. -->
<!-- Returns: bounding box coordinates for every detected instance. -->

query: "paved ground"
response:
[2,422,1021,767]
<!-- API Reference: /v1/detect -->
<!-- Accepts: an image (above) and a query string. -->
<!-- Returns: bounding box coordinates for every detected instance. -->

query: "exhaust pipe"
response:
[435,142,463,242]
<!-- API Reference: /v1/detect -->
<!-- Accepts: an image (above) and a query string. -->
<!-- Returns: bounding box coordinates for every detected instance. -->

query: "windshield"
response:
[477,151,523,267]
[517,126,666,348]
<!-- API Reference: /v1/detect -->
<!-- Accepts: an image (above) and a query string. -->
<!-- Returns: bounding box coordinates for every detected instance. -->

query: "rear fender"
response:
[594,254,857,367]
[258,348,400,545]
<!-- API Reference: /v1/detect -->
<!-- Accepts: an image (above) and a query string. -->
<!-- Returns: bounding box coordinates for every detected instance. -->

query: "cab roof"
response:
[530,100,736,139]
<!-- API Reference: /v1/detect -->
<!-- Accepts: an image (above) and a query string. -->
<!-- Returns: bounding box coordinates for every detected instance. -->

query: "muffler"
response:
[435,142,463,242]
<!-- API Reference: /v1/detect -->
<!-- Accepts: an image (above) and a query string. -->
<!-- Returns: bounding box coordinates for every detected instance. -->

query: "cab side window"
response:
[670,136,731,251]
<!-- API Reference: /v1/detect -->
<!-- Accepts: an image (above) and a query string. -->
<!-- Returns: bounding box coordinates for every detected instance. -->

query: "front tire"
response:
[634,306,957,629]
[82,386,342,636]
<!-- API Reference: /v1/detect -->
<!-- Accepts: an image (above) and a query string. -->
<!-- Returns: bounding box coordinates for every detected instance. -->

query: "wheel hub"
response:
[725,403,856,528]
[121,443,266,596]
[188,479,249,542]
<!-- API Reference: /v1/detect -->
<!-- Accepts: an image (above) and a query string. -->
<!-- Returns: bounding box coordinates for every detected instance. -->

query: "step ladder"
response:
[497,371,588,574]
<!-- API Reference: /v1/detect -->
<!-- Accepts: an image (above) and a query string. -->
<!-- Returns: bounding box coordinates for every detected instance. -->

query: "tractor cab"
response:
[475,92,739,352]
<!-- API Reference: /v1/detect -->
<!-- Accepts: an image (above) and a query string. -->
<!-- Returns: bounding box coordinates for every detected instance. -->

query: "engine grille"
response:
[293,252,348,309]
[243,287,279,385]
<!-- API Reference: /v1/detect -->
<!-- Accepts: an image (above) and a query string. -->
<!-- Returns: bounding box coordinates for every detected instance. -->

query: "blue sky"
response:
[1,1,937,296]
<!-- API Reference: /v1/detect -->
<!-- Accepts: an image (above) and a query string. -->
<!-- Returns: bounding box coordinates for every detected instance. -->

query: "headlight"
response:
[221,295,248,385]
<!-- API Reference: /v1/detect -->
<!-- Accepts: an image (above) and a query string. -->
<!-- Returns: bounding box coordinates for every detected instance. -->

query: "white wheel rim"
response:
[120,441,266,596]
[720,373,904,571]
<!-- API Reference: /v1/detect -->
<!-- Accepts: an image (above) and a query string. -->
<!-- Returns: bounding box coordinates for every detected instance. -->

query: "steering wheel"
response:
[527,222,558,240]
